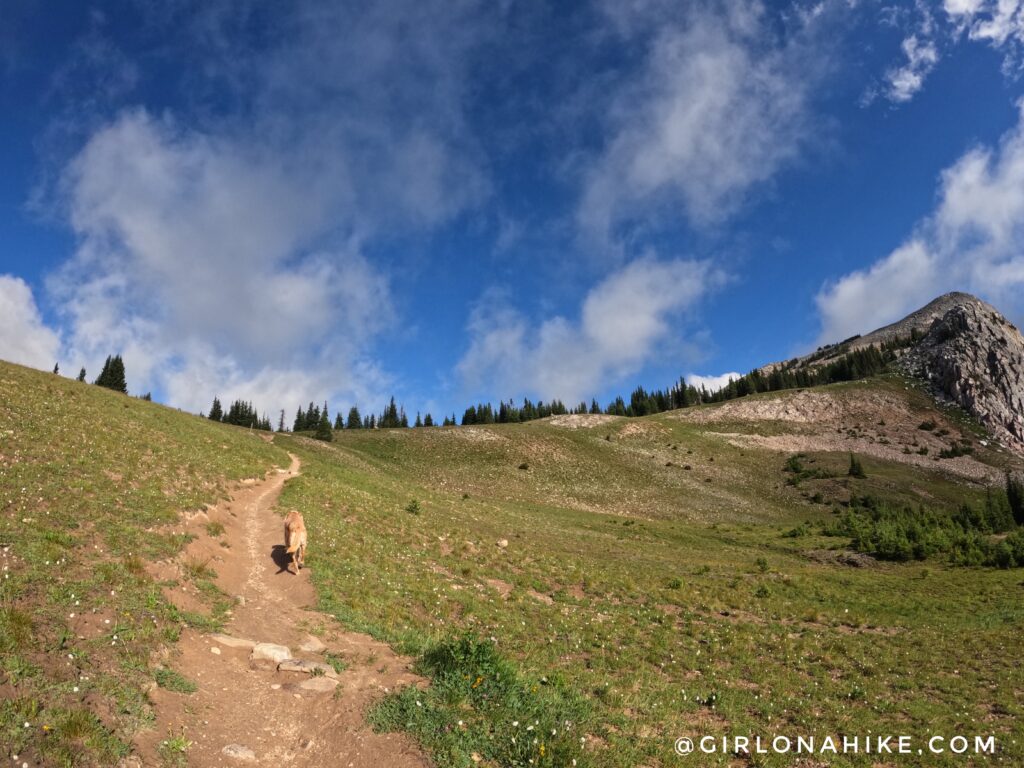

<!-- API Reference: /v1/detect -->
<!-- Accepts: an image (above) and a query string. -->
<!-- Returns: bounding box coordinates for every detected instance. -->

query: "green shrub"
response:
[821,492,1022,567]
[369,634,590,767]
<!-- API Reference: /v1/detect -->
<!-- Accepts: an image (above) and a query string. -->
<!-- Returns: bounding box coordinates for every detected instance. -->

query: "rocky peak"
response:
[900,296,1024,454]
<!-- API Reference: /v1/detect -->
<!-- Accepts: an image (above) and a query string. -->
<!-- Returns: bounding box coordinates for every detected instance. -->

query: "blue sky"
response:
[3,0,1024,422]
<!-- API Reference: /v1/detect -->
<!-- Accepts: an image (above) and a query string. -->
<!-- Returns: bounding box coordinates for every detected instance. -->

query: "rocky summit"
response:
[900,295,1024,454]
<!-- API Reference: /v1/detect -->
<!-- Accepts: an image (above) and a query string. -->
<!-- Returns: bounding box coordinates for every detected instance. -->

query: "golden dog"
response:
[283,510,307,574]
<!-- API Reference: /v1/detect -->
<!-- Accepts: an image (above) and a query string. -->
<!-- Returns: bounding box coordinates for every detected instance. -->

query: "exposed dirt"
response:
[546,414,621,429]
[672,388,1002,482]
[134,454,429,767]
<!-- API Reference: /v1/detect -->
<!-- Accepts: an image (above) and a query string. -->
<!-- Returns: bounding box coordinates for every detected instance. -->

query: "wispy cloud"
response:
[884,34,940,103]
[816,100,1024,341]
[457,257,725,404]
[578,0,831,243]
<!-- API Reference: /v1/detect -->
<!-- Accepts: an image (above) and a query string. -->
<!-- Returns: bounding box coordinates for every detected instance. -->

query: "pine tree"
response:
[293,406,305,432]
[423,413,434,427]
[848,454,867,479]
[108,355,127,393]
[334,412,344,429]
[94,355,127,393]
[1008,472,1024,526]
[315,405,333,442]
[209,397,224,421]
[278,410,286,432]
[77,367,86,382]
[414,412,423,428]
[53,363,59,375]
[347,406,362,429]
[381,397,400,428]
[94,356,112,387]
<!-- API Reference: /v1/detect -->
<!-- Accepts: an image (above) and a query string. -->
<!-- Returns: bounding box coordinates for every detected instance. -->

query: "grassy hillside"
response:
[2,359,1022,767]
[276,377,1024,767]
[0,361,289,764]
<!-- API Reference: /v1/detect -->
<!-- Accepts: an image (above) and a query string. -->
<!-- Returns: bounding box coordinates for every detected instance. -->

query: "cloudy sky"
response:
[2,0,1024,421]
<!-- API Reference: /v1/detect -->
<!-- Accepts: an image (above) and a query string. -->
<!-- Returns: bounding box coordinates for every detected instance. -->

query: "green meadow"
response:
[1,359,1022,766]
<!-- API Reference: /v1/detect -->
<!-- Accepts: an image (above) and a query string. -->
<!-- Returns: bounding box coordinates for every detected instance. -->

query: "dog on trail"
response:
[283,510,307,574]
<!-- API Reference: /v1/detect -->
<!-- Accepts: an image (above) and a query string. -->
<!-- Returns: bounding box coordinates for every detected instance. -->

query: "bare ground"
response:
[134,454,429,768]
[672,388,1002,482]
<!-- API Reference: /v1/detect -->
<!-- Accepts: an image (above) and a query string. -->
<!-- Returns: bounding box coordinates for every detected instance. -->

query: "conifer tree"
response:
[94,354,127,393]
[423,413,434,427]
[1008,472,1024,526]
[53,363,59,375]
[347,406,362,429]
[315,405,333,442]
[209,397,224,421]
[334,412,344,429]
[414,412,423,428]
[848,454,867,479]
[278,410,286,432]
[293,406,305,432]
[77,367,86,382]
[94,356,112,388]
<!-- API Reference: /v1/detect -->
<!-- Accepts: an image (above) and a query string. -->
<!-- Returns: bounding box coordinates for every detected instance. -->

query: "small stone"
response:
[496,539,509,549]
[222,744,256,762]
[277,659,338,678]
[270,684,281,690]
[298,676,339,693]
[211,633,256,649]
[299,635,327,653]
[250,643,291,665]
[210,647,221,655]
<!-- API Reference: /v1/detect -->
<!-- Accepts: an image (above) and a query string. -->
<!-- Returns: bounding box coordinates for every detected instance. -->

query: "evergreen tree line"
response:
[455,344,895,425]
[291,398,440,432]
[207,397,273,431]
[203,341,899,437]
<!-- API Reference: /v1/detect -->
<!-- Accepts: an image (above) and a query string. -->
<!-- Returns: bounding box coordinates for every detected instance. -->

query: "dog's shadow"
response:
[271,544,296,575]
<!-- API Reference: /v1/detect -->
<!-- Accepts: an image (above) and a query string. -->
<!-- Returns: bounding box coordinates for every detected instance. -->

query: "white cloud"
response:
[41,0,492,415]
[457,258,724,404]
[884,35,940,102]
[0,276,62,371]
[579,0,827,240]
[944,0,1024,69]
[816,101,1024,341]
[686,372,743,392]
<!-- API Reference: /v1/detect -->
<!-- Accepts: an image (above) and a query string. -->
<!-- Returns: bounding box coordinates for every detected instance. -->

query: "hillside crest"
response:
[773,292,1024,453]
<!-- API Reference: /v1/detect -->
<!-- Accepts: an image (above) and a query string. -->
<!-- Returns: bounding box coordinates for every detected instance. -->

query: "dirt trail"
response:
[135,454,429,767]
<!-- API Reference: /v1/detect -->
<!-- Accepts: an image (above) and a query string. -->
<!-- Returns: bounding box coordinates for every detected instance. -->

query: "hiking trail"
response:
[135,453,429,767]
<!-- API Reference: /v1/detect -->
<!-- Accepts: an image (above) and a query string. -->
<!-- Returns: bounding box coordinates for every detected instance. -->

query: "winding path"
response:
[135,454,429,767]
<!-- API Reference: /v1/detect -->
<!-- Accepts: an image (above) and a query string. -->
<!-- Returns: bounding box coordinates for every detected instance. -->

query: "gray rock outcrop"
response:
[900,296,1024,454]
